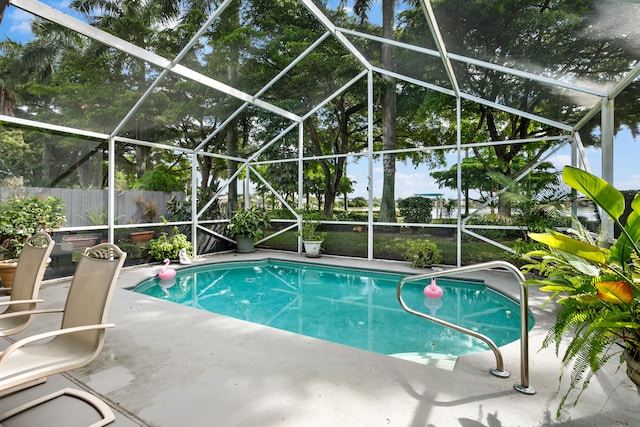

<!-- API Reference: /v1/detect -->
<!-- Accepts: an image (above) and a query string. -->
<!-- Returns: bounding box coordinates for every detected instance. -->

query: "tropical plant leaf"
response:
[524,249,557,258]
[539,285,576,293]
[610,196,640,264]
[525,275,574,288]
[562,166,624,220]
[595,281,633,304]
[561,250,601,277]
[528,231,607,265]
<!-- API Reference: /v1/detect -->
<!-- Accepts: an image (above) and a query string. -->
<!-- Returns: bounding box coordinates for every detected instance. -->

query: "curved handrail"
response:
[396,260,535,395]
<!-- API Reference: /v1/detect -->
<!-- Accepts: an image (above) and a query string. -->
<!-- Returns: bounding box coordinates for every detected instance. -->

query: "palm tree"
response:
[342,0,399,223]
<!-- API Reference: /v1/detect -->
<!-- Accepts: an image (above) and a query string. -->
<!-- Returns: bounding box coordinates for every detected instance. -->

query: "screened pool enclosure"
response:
[1,0,639,279]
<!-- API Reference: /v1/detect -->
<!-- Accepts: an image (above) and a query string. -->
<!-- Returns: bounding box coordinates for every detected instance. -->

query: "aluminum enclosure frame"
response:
[2,0,638,265]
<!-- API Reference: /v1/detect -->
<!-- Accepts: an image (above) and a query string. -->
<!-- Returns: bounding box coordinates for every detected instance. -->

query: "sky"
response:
[2,1,638,201]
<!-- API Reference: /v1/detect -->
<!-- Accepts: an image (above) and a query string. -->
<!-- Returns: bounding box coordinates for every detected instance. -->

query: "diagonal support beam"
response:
[10,0,300,122]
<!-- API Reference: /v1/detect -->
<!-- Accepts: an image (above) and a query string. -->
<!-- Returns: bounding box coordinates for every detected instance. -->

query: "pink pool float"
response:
[423,278,443,299]
[158,258,176,280]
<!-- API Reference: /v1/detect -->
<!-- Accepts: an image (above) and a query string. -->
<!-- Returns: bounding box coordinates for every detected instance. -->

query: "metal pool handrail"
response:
[396,260,536,395]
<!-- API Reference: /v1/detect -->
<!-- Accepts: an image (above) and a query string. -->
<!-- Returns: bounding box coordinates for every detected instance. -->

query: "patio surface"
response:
[1,250,639,426]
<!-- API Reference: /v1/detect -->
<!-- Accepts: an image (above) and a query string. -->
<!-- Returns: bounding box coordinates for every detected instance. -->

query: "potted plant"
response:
[296,218,326,258]
[227,207,270,253]
[0,194,66,290]
[522,166,640,414]
[130,230,155,243]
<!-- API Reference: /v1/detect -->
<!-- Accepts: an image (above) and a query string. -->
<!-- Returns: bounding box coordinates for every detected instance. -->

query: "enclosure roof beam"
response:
[194,31,333,152]
[10,0,300,122]
[301,70,368,121]
[300,0,373,71]
[113,136,194,154]
[336,28,609,98]
[0,114,109,140]
[608,64,640,100]
[193,150,246,163]
[575,65,640,132]
[370,66,456,96]
[246,134,570,168]
[573,102,602,132]
[419,0,460,96]
[111,0,237,138]
[461,92,573,132]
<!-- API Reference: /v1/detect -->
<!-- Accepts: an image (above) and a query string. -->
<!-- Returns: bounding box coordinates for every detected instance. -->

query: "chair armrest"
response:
[0,299,44,307]
[0,308,64,320]
[0,324,116,363]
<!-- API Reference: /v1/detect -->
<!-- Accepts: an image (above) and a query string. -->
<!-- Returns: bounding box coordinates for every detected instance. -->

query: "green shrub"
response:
[349,196,368,208]
[134,169,185,192]
[117,242,145,259]
[0,196,66,259]
[402,239,442,268]
[297,209,326,220]
[269,209,297,220]
[398,196,433,224]
[148,227,193,261]
[227,207,270,240]
[512,199,570,236]
[335,211,373,222]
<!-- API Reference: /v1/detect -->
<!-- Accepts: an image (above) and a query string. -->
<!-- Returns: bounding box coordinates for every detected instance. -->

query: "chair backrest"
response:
[6,232,55,313]
[58,243,126,352]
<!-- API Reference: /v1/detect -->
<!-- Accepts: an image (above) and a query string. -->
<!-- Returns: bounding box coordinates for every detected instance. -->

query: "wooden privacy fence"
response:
[0,187,186,228]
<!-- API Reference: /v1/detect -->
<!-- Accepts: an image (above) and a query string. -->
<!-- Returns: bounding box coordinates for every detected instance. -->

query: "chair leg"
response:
[0,377,47,398]
[0,387,115,427]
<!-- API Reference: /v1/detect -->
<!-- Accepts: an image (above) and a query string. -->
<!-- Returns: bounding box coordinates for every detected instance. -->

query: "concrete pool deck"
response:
[1,250,639,426]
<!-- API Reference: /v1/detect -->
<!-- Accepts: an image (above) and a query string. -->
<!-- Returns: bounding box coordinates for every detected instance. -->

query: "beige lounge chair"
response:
[0,243,127,426]
[0,232,55,337]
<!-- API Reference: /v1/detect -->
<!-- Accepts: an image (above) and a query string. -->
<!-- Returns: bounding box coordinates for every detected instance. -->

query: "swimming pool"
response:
[132,259,532,365]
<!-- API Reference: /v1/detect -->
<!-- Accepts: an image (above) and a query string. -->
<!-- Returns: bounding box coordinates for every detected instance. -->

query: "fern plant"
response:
[522,166,640,415]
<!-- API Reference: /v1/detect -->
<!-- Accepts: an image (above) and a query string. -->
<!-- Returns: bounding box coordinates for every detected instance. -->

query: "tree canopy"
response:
[0,0,637,220]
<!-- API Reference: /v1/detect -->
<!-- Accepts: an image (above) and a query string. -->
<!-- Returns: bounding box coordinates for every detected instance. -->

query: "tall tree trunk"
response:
[41,143,51,186]
[134,120,150,179]
[227,123,238,215]
[323,157,346,218]
[378,0,397,224]
[0,88,14,116]
[199,155,211,191]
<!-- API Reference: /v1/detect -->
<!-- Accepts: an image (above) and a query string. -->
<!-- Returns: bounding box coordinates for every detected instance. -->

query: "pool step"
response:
[389,352,457,371]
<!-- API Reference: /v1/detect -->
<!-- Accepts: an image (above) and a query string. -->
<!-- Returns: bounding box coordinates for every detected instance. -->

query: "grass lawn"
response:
[261,227,519,266]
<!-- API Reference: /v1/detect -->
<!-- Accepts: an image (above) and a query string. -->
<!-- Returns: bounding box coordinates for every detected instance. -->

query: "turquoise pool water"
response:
[132,260,532,363]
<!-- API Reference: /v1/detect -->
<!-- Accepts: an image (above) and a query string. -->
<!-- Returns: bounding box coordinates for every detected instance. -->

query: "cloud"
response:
[6,8,34,37]
[3,2,78,41]
[548,154,571,170]
[616,174,640,191]
[395,170,431,198]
